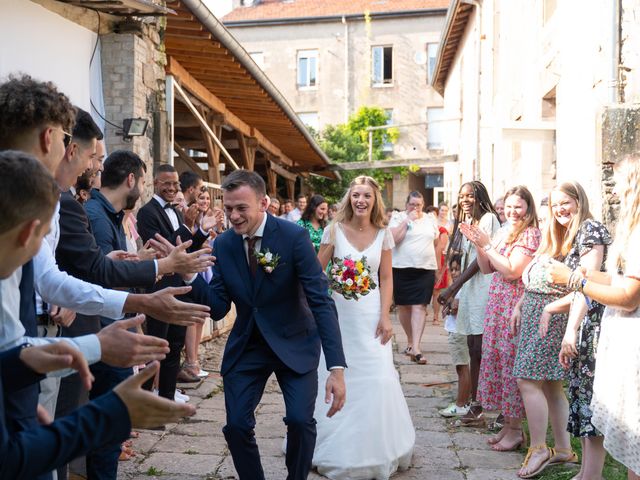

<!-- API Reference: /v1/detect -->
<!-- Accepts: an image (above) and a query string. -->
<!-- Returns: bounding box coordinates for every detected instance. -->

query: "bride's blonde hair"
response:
[607,154,640,273]
[332,176,387,229]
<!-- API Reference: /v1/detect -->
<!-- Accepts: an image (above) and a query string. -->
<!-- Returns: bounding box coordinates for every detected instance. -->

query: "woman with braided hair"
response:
[439,181,500,423]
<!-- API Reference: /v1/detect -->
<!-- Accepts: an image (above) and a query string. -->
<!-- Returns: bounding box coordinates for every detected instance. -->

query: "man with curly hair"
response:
[0,75,212,479]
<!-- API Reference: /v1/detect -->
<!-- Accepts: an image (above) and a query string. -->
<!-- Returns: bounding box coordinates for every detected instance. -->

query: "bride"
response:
[314,176,415,479]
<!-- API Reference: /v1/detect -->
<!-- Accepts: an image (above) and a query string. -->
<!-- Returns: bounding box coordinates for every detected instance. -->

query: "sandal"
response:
[518,444,552,478]
[457,403,485,427]
[410,353,427,364]
[403,346,413,356]
[548,447,579,465]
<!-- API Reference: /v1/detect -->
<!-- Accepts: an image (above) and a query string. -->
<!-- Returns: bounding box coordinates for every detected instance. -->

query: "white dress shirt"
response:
[153,194,180,231]
[0,270,101,375]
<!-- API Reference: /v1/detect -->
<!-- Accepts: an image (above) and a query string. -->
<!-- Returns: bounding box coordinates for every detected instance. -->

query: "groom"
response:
[186,170,346,480]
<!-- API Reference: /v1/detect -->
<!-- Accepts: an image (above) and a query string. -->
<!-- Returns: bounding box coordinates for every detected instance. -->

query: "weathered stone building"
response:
[223,0,450,208]
[431,0,640,226]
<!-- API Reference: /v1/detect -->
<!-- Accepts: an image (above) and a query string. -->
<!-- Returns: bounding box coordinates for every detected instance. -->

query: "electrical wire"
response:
[88,9,121,130]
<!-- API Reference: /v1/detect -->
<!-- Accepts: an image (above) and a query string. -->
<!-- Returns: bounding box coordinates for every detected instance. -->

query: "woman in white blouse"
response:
[389,191,441,364]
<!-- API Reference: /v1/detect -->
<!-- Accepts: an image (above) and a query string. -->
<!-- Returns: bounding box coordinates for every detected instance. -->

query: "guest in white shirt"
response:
[286,194,307,222]
[389,192,440,365]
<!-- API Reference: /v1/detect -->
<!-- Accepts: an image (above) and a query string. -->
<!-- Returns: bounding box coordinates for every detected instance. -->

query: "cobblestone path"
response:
[118,314,525,479]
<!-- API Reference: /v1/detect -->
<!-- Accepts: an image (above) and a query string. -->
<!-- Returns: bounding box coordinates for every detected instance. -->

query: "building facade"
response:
[432,0,640,221]
[224,0,449,208]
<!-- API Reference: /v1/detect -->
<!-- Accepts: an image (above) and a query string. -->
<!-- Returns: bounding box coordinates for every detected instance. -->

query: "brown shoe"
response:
[176,368,199,383]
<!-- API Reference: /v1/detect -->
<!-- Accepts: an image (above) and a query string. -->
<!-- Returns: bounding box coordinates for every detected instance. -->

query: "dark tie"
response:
[246,236,260,276]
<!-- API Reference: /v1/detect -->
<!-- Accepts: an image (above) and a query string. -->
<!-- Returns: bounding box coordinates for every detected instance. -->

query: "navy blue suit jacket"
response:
[188,214,346,376]
[0,346,131,479]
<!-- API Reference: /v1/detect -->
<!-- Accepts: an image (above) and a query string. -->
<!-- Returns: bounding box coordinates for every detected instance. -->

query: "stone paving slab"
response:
[118,313,524,479]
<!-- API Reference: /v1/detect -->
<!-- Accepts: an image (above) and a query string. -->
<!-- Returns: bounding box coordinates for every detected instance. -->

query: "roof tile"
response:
[222,0,449,22]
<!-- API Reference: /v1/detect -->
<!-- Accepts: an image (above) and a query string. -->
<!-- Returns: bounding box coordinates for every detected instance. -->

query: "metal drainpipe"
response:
[609,0,621,103]
[343,15,349,123]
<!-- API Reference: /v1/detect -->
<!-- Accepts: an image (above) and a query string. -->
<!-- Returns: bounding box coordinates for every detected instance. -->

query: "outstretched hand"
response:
[153,234,215,276]
[20,342,94,391]
[114,361,196,429]
[324,369,346,418]
[145,286,210,326]
[97,315,169,368]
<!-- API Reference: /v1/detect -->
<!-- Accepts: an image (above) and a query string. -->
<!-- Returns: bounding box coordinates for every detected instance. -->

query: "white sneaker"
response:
[197,368,209,378]
[174,389,190,403]
[438,403,470,418]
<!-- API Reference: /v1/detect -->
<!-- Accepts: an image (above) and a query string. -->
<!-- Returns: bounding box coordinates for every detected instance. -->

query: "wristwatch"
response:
[482,244,492,252]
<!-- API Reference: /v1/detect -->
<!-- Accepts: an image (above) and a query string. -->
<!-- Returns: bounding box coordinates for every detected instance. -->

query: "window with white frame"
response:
[427,107,445,150]
[297,112,319,131]
[427,43,438,84]
[372,46,393,85]
[297,50,318,88]
[249,52,265,70]
[383,109,393,152]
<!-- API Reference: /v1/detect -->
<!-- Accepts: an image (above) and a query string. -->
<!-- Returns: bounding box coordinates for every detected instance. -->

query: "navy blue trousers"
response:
[223,337,318,480]
[85,362,132,480]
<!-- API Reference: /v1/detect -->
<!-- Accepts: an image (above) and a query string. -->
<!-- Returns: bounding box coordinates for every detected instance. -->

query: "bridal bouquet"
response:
[329,255,377,300]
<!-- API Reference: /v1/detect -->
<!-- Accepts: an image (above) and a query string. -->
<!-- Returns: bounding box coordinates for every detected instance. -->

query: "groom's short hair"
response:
[221,170,266,197]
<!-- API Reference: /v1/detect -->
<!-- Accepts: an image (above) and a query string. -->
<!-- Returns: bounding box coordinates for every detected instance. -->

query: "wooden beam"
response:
[286,178,295,201]
[174,142,207,179]
[199,107,221,184]
[236,132,256,171]
[269,160,297,182]
[265,165,277,196]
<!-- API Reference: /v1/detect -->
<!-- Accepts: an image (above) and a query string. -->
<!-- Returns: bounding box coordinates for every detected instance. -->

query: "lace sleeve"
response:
[321,223,333,245]
[382,227,395,250]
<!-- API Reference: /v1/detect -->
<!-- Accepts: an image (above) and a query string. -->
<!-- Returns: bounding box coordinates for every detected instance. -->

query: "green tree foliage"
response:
[306,106,401,205]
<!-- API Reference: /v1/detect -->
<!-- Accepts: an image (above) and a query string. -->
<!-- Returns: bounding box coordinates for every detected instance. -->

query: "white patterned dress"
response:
[312,224,415,480]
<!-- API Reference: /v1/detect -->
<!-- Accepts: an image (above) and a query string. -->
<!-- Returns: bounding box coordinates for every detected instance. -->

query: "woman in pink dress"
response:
[460,186,540,451]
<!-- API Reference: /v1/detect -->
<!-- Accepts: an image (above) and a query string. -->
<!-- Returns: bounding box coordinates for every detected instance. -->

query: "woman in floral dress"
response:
[511,182,609,478]
[548,157,640,480]
[460,186,540,452]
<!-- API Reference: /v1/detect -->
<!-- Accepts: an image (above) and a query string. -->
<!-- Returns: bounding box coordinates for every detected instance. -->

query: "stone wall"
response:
[100,18,168,201]
[601,107,640,229]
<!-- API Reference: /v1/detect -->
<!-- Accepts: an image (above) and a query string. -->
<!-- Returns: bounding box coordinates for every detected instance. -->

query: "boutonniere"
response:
[254,248,280,273]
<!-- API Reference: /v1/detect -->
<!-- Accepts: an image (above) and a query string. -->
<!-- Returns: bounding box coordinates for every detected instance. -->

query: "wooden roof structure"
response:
[430,0,474,95]
[164,0,336,196]
[54,0,174,16]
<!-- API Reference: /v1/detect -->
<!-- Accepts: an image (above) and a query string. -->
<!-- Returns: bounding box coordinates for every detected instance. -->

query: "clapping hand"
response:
[201,208,225,234]
[114,361,195,429]
[107,250,139,262]
[459,223,491,250]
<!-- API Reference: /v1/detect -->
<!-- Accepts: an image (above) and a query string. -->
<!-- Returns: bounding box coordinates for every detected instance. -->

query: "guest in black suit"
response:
[137,165,210,398]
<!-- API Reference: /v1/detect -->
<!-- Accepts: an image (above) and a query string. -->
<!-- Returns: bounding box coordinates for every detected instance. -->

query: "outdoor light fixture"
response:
[121,117,149,140]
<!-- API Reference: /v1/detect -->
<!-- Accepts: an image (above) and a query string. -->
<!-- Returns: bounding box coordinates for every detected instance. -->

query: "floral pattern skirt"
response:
[567,304,604,437]
[477,280,525,418]
[513,291,568,381]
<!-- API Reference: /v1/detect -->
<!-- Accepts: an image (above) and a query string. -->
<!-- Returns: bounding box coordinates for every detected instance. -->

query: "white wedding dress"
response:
[313,225,415,480]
